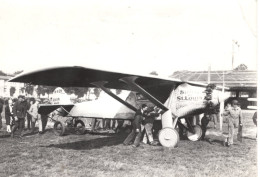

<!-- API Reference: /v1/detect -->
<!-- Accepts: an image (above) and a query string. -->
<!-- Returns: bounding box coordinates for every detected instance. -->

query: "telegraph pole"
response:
[232,40,240,69]
[207,63,211,84]
[219,71,225,131]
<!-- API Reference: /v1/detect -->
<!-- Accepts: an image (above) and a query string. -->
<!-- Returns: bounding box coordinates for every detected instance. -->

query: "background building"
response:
[171,70,257,109]
[0,75,25,98]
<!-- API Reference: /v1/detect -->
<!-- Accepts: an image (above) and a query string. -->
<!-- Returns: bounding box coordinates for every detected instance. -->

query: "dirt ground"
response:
[0,111,257,177]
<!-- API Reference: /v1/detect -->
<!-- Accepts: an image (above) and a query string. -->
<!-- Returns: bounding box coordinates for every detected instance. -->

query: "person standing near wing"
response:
[5,99,13,133]
[123,104,148,147]
[28,98,42,134]
[26,99,33,131]
[142,106,161,146]
[11,95,27,138]
[223,100,243,147]
[201,113,211,141]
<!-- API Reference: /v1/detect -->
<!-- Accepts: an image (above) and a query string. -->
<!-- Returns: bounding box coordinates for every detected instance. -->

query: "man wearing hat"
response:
[123,104,149,147]
[223,100,243,147]
[28,98,42,133]
[11,95,27,137]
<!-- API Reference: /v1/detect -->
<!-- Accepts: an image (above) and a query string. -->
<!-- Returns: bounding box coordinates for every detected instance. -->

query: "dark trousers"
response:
[27,115,32,130]
[31,122,36,133]
[41,115,48,131]
[12,118,25,135]
[123,124,143,146]
[21,119,25,130]
[201,117,210,140]
[6,116,11,125]
[0,115,2,129]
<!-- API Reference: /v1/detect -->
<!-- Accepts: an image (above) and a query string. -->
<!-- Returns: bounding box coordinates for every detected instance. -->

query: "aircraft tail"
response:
[50,87,72,105]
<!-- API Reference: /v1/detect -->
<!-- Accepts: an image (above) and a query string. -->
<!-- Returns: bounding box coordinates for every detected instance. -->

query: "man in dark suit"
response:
[123,104,148,147]
[11,95,27,138]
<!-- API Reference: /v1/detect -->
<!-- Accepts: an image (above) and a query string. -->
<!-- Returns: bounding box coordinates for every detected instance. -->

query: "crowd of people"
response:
[0,95,44,138]
[0,95,256,148]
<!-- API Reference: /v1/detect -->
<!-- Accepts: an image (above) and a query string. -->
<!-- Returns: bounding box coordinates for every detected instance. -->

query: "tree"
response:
[74,87,89,98]
[150,71,158,76]
[0,70,7,76]
[44,86,56,95]
[63,87,90,98]
[36,85,56,96]
[234,64,248,71]
[24,84,35,95]
[10,87,16,97]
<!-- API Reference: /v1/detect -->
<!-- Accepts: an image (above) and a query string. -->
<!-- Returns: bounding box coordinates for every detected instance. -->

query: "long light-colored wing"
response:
[9,66,207,103]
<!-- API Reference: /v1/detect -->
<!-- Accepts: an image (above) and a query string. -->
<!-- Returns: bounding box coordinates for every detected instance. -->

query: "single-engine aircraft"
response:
[9,66,230,147]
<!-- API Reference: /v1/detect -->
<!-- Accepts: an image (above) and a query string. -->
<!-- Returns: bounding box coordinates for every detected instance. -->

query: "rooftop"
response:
[170,70,257,89]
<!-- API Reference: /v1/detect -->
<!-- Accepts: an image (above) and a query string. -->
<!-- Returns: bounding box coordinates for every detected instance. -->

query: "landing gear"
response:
[187,125,202,141]
[53,121,66,136]
[159,127,179,148]
[53,118,85,136]
[74,120,85,135]
[177,118,202,142]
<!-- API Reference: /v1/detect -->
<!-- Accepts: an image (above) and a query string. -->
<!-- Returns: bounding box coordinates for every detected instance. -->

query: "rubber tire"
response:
[74,120,85,135]
[159,127,179,148]
[187,125,202,141]
[53,121,66,136]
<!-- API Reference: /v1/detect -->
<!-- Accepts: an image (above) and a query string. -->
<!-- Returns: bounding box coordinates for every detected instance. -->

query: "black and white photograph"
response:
[0,0,258,176]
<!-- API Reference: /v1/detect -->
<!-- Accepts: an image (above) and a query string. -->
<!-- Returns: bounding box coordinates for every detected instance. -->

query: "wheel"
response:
[159,127,179,148]
[53,121,66,136]
[74,120,85,135]
[187,125,202,141]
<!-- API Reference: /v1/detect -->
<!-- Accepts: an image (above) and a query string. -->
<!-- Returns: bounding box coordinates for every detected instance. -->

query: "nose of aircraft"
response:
[219,92,230,104]
[211,91,230,105]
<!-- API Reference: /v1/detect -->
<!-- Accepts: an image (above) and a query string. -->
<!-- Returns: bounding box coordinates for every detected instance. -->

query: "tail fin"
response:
[50,87,71,105]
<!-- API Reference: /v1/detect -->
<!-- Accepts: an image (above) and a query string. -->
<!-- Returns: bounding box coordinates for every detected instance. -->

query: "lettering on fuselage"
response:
[51,87,71,105]
[177,90,203,101]
[52,98,60,104]
[175,83,205,110]
[53,88,65,94]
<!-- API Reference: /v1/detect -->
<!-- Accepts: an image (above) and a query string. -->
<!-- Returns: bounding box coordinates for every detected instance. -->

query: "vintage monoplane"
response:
[9,66,230,147]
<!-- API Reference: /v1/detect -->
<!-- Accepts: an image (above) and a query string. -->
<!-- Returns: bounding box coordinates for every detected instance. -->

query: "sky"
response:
[0,0,257,76]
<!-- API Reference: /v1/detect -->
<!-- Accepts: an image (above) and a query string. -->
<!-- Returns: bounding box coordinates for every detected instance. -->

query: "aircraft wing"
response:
[38,104,74,115]
[9,66,207,103]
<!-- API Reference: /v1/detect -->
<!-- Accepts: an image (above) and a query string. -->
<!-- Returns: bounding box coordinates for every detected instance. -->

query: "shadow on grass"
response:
[0,132,11,138]
[243,136,256,141]
[21,128,55,137]
[41,133,128,150]
[209,139,225,146]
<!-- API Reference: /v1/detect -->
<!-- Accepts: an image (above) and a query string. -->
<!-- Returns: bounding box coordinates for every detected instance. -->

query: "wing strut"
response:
[120,76,169,111]
[91,81,138,112]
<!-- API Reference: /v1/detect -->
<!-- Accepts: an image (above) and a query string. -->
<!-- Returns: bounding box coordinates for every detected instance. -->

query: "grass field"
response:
[0,111,257,177]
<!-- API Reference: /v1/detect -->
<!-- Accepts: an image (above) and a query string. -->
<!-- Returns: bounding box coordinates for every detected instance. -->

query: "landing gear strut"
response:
[187,125,202,141]
[53,118,85,136]
[177,118,202,141]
